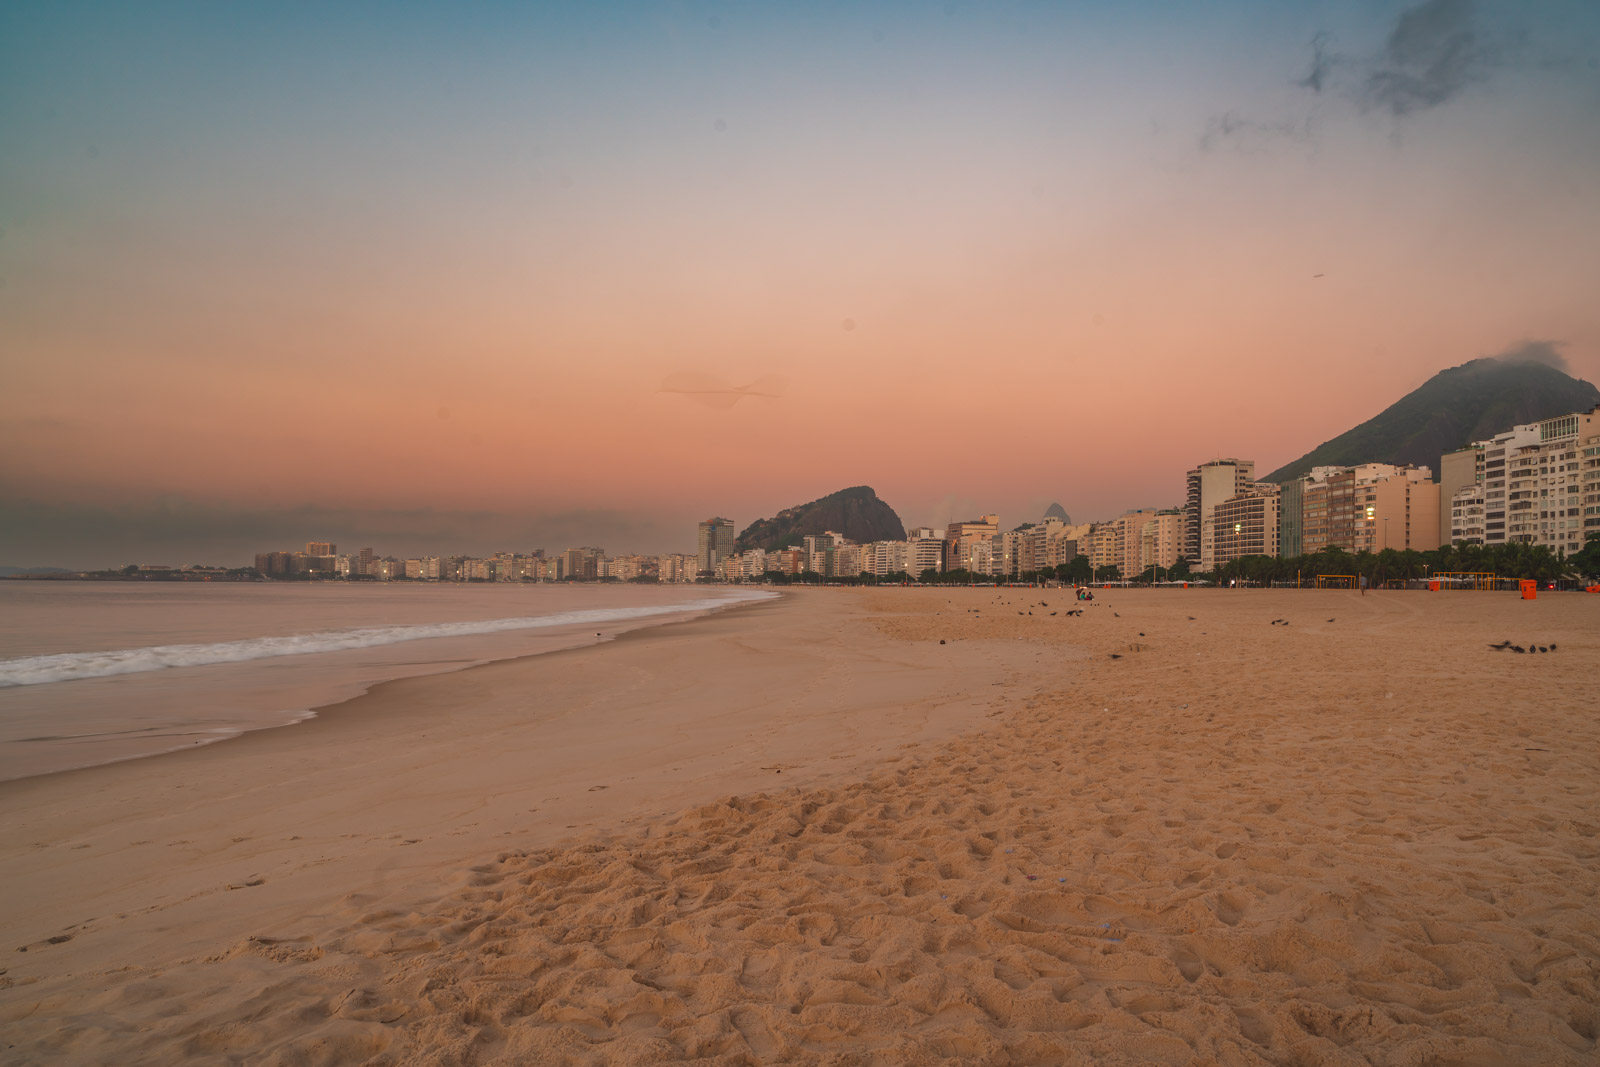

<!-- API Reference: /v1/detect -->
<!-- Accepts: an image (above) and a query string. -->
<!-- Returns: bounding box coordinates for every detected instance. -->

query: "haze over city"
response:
[4,0,1599,567]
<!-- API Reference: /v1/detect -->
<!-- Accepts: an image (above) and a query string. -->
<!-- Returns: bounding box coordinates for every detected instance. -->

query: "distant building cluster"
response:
[254,543,705,584]
[250,404,1599,584]
[704,510,1185,582]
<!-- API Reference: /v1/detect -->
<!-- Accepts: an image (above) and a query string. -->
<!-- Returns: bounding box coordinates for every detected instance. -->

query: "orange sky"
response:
[3,2,1599,565]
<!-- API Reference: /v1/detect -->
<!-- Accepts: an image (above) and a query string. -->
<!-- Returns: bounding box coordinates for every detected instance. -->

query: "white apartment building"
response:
[861,540,910,577]
[1480,424,1540,546]
[1501,407,1599,553]
[656,553,697,583]
[404,557,444,580]
[1471,407,1600,552]
[908,531,946,576]
[1450,483,1486,545]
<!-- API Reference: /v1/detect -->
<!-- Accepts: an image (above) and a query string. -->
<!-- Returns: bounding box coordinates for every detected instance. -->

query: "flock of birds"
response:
[1488,640,1558,654]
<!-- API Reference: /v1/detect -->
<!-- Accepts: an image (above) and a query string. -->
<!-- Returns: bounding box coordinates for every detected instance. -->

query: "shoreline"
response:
[0,588,1039,989]
[0,587,776,783]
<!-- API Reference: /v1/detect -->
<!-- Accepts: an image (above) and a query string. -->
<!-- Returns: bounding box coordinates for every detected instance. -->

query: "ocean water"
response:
[0,582,772,781]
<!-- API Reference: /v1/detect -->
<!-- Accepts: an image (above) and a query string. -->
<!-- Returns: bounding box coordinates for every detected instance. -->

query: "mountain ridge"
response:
[1264,358,1600,483]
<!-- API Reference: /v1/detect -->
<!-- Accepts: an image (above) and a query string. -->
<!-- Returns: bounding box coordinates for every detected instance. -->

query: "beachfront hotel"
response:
[1184,459,1256,570]
[696,517,736,577]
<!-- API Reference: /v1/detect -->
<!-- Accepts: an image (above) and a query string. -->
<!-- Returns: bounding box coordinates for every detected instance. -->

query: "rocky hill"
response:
[735,487,906,552]
[1265,357,1600,483]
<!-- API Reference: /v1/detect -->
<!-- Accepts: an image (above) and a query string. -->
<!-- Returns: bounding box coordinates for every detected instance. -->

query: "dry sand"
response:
[2,586,1597,1065]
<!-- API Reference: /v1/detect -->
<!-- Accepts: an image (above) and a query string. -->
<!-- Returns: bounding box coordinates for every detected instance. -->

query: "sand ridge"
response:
[3,588,1598,1065]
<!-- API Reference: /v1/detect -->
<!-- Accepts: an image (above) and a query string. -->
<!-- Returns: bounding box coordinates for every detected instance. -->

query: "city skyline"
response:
[5,1,1600,567]
[69,394,1598,577]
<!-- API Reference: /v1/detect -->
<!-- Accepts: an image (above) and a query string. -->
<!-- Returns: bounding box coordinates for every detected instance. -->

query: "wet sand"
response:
[2,587,1597,1065]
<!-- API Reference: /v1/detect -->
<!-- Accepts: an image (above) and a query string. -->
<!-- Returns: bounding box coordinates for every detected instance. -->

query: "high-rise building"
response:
[1185,459,1255,569]
[944,515,999,572]
[254,551,293,575]
[802,532,837,576]
[861,541,907,577]
[1300,476,1330,554]
[562,546,602,580]
[1096,507,1178,577]
[656,553,697,583]
[697,517,735,576]
[1450,484,1486,545]
[907,529,945,576]
[1499,406,1599,552]
[1278,479,1305,558]
[1210,484,1281,565]
[1437,446,1484,546]
[1356,468,1440,553]
[305,541,336,557]
[1087,523,1119,573]
[1135,510,1184,574]
[1319,464,1440,553]
[1472,424,1539,546]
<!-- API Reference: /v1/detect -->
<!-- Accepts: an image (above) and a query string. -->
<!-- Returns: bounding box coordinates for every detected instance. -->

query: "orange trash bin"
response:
[1520,580,1537,600]
[1428,580,1440,591]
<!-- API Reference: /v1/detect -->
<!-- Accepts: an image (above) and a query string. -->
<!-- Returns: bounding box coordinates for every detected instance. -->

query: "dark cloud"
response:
[1491,339,1570,374]
[1297,31,1337,94]
[1361,0,1494,116]
[1204,0,1519,148]
[0,496,693,570]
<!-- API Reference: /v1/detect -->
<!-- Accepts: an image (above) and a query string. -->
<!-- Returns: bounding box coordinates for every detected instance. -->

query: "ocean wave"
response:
[0,591,775,689]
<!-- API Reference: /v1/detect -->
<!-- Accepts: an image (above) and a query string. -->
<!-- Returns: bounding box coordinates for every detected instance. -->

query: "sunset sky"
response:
[4,1,1599,566]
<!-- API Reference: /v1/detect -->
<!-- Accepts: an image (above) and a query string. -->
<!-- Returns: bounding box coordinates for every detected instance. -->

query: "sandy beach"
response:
[3,587,1597,1065]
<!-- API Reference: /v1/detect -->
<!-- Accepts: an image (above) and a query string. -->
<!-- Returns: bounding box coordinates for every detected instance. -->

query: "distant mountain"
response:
[735,486,906,552]
[1265,358,1600,483]
[0,566,71,577]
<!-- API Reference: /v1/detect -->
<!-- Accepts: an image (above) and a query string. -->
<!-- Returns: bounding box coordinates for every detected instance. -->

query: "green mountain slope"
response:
[1265,358,1600,483]
[735,486,906,552]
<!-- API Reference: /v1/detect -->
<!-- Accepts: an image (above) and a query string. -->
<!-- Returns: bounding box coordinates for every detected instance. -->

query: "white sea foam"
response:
[0,590,774,689]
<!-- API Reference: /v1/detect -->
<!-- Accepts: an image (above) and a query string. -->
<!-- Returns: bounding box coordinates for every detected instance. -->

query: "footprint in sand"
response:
[18,933,75,952]
[1171,947,1204,982]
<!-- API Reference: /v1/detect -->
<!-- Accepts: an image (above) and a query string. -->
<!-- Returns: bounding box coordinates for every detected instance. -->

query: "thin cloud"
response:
[1491,339,1569,374]
[1199,111,1313,153]
[658,372,788,410]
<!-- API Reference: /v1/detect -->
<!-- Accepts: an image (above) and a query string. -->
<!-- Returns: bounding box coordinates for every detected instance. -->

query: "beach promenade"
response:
[3,588,1597,1065]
